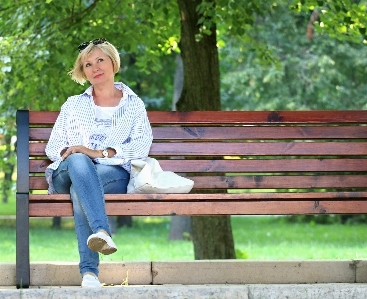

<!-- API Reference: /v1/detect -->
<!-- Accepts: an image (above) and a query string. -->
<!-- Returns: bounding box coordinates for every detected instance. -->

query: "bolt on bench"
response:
[16,109,367,288]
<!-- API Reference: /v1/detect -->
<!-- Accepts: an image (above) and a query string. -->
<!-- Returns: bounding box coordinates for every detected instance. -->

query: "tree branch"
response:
[36,0,100,33]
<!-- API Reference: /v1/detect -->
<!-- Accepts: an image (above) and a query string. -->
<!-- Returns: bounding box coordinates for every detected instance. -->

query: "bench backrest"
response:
[17,110,367,216]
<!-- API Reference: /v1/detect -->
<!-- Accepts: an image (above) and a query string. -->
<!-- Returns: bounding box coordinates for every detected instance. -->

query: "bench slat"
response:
[28,200,367,216]
[145,111,367,124]
[29,175,367,190]
[150,142,367,156]
[29,142,367,157]
[29,158,367,173]
[30,126,367,141]
[29,191,367,201]
[29,110,367,125]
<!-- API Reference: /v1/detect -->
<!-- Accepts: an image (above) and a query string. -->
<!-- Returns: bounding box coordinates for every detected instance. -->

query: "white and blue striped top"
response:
[45,82,153,194]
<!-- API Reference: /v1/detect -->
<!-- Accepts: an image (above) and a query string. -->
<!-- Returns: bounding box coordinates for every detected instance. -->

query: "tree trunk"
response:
[177,0,235,259]
[176,0,221,111]
[52,216,61,229]
[172,54,184,111]
[117,216,133,228]
[169,216,192,240]
[191,216,235,259]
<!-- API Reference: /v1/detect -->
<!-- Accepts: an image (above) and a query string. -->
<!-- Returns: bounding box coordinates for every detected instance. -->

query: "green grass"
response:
[1,216,367,263]
[232,216,367,260]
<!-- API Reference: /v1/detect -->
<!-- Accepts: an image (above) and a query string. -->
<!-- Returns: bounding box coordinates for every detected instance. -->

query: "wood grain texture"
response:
[29,175,367,190]
[29,158,367,173]
[29,191,367,201]
[29,110,367,125]
[30,126,367,141]
[28,200,367,216]
[28,142,367,156]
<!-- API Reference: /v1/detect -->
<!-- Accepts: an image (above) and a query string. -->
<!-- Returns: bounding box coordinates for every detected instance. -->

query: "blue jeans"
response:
[52,153,129,277]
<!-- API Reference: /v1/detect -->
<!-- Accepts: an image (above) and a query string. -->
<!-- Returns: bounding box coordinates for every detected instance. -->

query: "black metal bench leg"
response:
[16,193,30,288]
[16,110,30,288]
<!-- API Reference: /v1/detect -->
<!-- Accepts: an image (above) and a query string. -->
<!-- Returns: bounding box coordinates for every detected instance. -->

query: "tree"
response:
[176,0,235,259]
[176,0,221,111]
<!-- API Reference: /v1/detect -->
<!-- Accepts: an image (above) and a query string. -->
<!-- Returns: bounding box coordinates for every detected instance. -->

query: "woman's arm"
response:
[110,103,153,161]
[61,145,115,161]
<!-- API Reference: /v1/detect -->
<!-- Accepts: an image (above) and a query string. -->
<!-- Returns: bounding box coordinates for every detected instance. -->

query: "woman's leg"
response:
[95,163,130,234]
[52,153,110,235]
[52,153,129,276]
[70,184,100,276]
[96,163,129,194]
[85,164,130,255]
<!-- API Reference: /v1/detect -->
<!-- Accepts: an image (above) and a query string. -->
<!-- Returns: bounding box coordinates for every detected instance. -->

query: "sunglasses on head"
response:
[78,38,107,52]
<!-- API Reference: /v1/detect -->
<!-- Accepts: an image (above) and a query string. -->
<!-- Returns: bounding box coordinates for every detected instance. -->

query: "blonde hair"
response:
[68,41,121,85]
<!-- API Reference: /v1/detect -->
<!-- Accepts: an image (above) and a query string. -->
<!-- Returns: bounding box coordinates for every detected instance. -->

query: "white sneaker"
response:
[87,231,117,255]
[81,274,102,288]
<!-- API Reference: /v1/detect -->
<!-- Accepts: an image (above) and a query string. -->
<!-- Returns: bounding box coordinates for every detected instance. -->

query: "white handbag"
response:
[127,157,194,194]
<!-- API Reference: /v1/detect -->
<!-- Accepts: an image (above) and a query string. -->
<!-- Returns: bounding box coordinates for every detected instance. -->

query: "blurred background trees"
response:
[219,1,367,111]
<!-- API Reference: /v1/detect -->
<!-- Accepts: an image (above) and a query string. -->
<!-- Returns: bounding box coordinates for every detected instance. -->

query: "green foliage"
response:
[1,0,367,115]
[0,183,15,214]
[219,1,367,110]
[0,0,180,113]
[292,0,367,43]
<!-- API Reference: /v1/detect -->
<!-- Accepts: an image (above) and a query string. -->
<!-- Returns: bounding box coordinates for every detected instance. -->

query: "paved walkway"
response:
[1,284,367,299]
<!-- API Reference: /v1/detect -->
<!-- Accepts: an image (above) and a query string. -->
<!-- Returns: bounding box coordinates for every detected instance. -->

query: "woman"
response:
[45,38,153,288]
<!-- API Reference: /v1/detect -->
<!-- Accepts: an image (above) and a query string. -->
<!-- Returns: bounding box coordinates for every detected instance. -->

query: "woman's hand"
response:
[61,145,102,161]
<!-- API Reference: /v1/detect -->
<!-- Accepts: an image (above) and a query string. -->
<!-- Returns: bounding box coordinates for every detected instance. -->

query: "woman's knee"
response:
[66,153,90,163]
[65,153,95,169]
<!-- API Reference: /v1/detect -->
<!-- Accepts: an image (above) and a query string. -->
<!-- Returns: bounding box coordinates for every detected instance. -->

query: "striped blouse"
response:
[45,82,153,194]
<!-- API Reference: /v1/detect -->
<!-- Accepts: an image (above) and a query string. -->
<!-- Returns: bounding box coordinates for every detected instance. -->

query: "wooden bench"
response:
[16,109,367,288]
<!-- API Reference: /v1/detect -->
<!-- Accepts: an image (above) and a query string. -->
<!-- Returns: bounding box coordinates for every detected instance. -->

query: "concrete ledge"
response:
[1,260,367,287]
[356,260,367,282]
[1,262,151,286]
[1,284,367,299]
[152,260,362,284]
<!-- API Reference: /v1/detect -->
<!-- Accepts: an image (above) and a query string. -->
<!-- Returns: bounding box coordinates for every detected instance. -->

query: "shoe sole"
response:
[87,237,117,255]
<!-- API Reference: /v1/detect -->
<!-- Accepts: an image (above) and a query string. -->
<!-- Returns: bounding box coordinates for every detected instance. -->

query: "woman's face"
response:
[83,48,114,85]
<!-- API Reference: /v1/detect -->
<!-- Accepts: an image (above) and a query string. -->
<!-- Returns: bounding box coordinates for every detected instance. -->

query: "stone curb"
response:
[2,260,367,286]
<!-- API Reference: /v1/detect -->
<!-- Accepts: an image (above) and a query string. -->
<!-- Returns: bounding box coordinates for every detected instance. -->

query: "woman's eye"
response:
[85,63,91,67]
[98,58,104,63]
